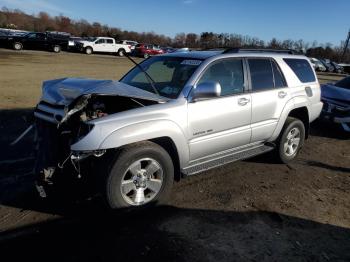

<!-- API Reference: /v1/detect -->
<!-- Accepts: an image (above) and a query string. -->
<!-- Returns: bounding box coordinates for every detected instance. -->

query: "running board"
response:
[182,144,275,176]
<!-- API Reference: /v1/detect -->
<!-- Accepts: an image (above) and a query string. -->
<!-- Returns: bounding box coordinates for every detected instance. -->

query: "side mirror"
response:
[191,82,221,102]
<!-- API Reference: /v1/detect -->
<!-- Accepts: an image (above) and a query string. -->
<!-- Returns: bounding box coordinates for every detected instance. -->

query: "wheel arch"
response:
[150,137,181,181]
[269,97,310,142]
[288,107,309,139]
[85,46,93,51]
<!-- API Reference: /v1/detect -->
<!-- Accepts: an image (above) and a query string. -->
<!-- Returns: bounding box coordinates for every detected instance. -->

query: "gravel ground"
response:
[0,49,349,262]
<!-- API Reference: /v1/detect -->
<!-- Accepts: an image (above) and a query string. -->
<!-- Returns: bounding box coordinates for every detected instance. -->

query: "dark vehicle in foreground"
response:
[134,43,164,58]
[8,31,70,53]
[321,76,350,132]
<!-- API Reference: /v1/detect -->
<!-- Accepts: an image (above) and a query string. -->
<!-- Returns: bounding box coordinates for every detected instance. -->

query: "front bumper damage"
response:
[33,118,106,197]
[321,98,350,132]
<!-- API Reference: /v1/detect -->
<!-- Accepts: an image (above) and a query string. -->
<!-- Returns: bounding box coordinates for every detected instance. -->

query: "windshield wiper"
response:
[123,52,160,96]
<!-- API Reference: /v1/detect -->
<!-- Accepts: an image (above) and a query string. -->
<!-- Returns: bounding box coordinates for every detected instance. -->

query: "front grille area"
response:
[34,100,66,123]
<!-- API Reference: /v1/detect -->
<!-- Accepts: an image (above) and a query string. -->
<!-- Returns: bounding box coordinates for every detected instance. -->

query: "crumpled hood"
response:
[321,84,350,105]
[41,78,167,105]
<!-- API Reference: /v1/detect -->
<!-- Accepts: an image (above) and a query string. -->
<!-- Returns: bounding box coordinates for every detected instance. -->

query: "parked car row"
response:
[309,57,345,74]
[0,29,182,58]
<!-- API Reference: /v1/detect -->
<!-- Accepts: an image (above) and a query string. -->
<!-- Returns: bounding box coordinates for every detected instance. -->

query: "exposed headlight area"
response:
[321,98,350,131]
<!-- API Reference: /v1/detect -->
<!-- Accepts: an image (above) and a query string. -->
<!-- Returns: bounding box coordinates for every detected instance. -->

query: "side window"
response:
[198,59,245,96]
[271,60,287,88]
[106,39,113,44]
[248,58,274,91]
[27,33,36,39]
[283,58,316,83]
[95,39,105,44]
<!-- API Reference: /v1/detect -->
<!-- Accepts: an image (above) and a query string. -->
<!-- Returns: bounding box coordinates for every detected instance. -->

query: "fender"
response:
[268,95,310,142]
[72,120,189,168]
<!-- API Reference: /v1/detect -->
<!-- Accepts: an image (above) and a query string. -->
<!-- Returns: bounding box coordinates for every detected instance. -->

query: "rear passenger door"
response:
[247,58,290,143]
[105,39,115,52]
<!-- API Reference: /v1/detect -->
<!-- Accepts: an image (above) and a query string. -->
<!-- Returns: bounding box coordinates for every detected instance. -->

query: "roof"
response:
[162,50,306,60]
[162,51,222,59]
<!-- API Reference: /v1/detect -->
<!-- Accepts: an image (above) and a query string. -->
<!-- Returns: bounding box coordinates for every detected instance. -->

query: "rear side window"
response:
[284,58,316,83]
[248,59,274,91]
[271,60,286,88]
[106,39,113,44]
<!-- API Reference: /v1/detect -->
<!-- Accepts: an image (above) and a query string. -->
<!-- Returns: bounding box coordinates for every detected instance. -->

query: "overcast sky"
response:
[0,0,349,45]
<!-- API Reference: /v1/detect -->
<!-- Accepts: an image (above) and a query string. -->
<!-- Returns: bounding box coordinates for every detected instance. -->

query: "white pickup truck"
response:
[75,37,131,56]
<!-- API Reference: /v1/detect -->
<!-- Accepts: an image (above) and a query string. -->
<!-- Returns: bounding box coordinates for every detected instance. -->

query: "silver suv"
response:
[33,48,323,208]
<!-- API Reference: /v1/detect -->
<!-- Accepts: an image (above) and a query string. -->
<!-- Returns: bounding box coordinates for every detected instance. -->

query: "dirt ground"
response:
[0,49,349,262]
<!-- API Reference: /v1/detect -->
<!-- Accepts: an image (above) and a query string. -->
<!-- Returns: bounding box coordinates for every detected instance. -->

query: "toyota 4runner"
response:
[31,48,323,208]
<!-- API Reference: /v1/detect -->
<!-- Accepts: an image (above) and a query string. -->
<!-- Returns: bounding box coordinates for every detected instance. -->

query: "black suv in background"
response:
[7,32,70,53]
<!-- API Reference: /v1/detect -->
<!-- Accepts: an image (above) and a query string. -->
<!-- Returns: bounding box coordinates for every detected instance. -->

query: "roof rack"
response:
[222,48,297,55]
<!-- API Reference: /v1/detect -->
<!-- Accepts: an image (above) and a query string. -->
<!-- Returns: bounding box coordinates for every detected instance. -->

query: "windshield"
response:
[335,76,350,90]
[86,37,97,42]
[121,56,203,98]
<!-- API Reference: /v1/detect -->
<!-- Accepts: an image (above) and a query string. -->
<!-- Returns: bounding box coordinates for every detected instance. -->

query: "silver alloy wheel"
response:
[120,158,163,206]
[53,46,60,52]
[14,43,22,50]
[284,127,301,157]
[86,48,92,54]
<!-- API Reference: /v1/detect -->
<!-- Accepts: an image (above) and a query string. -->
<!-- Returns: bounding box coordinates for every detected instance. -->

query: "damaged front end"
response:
[32,78,165,197]
[321,83,350,132]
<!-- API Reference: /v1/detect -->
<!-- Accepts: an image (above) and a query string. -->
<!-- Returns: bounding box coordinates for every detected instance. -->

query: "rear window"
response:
[284,58,316,83]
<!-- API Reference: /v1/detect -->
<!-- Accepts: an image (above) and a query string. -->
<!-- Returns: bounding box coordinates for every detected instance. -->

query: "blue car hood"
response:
[321,83,350,105]
[40,78,167,105]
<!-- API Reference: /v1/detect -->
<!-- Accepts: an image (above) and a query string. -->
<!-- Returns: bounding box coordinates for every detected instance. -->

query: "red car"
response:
[134,43,164,58]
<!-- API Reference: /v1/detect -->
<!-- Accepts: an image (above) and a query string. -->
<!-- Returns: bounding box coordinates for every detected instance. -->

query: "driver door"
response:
[187,58,252,161]
[93,38,106,52]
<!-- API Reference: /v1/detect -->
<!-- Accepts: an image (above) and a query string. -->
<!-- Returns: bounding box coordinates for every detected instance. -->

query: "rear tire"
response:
[275,117,305,164]
[52,45,61,53]
[118,48,125,57]
[13,42,23,51]
[105,141,174,209]
[85,47,93,55]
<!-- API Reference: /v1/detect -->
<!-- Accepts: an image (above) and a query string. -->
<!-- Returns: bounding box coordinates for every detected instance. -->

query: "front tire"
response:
[13,42,23,50]
[85,47,93,55]
[105,141,174,209]
[275,117,305,163]
[143,53,150,59]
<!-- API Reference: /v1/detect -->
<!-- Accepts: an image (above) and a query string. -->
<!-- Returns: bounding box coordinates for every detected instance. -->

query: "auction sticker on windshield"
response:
[181,60,202,66]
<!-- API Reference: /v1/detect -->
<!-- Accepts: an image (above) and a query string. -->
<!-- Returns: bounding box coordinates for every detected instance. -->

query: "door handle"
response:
[238,97,250,106]
[278,91,287,98]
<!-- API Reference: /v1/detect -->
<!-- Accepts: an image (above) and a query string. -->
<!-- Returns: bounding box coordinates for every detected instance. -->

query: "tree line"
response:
[0,7,348,62]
